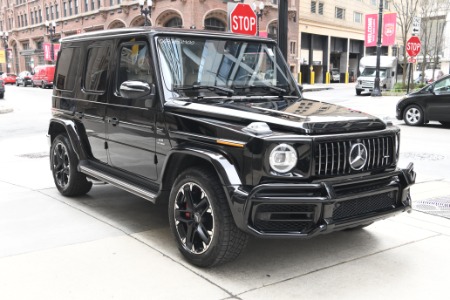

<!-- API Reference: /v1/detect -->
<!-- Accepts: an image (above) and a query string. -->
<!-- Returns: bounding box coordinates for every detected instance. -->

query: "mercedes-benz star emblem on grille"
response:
[349,143,368,170]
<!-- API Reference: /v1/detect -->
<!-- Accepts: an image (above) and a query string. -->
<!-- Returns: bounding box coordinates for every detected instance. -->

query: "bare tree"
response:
[392,0,420,85]
[418,0,450,83]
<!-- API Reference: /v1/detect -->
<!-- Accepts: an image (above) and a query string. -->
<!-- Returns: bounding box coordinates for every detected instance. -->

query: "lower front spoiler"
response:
[230,163,415,238]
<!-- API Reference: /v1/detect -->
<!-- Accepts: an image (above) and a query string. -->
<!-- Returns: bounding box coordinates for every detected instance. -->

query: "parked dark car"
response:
[396,74,450,126]
[48,27,416,267]
[0,79,4,98]
[16,71,33,87]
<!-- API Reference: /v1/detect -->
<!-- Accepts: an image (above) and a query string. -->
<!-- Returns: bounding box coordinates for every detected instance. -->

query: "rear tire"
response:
[356,90,362,95]
[50,134,92,197]
[168,167,248,267]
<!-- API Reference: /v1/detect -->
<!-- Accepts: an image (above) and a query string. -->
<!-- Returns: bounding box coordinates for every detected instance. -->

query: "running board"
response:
[79,164,157,202]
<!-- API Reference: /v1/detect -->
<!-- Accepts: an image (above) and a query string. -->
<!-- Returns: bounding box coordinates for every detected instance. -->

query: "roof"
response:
[61,26,276,44]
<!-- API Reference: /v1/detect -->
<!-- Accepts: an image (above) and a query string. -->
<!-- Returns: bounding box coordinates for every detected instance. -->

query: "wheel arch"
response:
[48,118,91,161]
[159,148,242,202]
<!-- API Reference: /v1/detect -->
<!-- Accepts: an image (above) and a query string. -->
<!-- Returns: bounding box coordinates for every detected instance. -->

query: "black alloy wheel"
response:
[168,167,248,267]
[50,134,92,196]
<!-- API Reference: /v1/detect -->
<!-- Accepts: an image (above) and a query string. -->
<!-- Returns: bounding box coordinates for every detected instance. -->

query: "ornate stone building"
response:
[0,0,300,74]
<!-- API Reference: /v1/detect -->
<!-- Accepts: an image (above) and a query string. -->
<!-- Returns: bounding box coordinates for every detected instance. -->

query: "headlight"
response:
[269,144,298,173]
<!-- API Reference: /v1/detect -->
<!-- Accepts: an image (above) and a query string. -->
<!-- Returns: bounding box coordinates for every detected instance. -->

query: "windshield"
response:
[156,36,299,99]
[361,68,386,77]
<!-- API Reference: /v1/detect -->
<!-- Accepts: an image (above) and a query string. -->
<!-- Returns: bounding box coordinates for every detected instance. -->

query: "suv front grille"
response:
[315,136,394,176]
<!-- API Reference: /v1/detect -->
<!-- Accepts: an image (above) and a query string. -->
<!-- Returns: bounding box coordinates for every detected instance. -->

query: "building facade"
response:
[298,0,400,84]
[0,0,299,75]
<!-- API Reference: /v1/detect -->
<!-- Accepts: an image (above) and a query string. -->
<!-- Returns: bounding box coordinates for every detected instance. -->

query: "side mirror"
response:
[120,80,152,99]
[391,71,395,77]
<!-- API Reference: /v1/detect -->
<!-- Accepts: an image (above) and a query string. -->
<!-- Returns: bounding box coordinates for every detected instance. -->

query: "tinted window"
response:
[56,47,80,91]
[117,42,153,90]
[84,47,109,92]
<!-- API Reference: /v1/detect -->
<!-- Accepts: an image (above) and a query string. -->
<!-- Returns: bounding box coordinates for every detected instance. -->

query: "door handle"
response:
[109,117,119,126]
[75,112,84,119]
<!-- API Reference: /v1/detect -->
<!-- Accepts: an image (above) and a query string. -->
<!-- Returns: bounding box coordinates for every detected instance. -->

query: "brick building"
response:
[0,0,299,74]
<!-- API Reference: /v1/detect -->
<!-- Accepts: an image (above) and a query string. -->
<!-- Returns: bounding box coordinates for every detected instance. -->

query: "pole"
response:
[278,0,288,60]
[371,0,384,97]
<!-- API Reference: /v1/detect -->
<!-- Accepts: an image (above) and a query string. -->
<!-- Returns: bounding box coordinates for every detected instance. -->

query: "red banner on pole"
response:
[43,43,61,62]
[365,14,378,47]
[382,13,397,46]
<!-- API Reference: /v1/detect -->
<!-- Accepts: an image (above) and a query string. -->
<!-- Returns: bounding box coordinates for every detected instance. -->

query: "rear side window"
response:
[56,47,80,91]
[84,47,109,92]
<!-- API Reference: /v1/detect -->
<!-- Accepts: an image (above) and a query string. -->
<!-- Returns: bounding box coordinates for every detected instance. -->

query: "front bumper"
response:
[231,163,415,238]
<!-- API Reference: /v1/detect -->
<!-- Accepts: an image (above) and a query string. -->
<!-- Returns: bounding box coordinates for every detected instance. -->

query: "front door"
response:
[428,77,450,122]
[106,39,158,180]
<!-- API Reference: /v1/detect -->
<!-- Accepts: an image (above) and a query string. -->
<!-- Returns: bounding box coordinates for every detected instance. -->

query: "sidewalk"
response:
[0,97,13,114]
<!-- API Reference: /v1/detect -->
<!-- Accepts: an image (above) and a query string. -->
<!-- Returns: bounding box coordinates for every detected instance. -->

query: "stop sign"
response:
[406,36,421,57]
[230,3,257,36]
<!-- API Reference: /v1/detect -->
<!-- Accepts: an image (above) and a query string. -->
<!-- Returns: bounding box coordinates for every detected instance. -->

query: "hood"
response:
[165,98,386,135]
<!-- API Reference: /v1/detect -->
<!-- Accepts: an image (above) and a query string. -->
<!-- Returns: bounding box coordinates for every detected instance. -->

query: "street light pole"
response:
[371,0,384,97]
[45,20,56,63]
[1,32,9,73]
[139,0,153,26]
[252,1,265,36]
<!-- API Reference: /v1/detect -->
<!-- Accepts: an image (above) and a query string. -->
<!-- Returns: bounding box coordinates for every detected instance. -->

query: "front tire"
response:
[403,105,424,126]
[50,134,92,197]
[168,167,248,267]
[356,89,362,95]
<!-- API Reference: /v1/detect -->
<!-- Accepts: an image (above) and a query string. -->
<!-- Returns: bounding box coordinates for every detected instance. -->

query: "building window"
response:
[55,4,59,18]
[335,7,345,20]
[75,0,79,14]
[165,17,182,28]
[85,0,89,12]
[51,6,54,20]
[290,41,296,55]
[98,0,101,9]
[271,0,278,5]
[64,2,67,17]
[31,12,34,25]
[204,18,226,31]
[311,1,316,13]
[46,7,49,20]
[69,0,73,15]
[35,9,38,24]
[17,16,21,28]
[91,0,95,10]
[318,2,324,15]
[370,0,377,5]
[39,8,42,23]
[384,0,389,9]
[354,12,362,23]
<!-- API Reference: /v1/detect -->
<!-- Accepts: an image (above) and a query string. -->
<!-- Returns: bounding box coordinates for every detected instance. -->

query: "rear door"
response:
[105,37,158,180]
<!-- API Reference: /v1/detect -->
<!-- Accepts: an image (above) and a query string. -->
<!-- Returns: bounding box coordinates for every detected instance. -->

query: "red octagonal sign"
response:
[230,3,257,36]
[406,36,421,57]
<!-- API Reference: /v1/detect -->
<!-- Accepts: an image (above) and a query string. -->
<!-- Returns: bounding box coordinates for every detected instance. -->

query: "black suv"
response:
[48,28,416,267]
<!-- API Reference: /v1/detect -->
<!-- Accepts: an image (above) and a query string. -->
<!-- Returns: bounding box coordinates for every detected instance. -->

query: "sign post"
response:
[406,36,421,93]
[229,3,257,36]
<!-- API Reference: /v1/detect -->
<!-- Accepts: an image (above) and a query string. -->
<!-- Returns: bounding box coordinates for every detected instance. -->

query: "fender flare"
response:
[48,117,90,161]
[161,147,243,187]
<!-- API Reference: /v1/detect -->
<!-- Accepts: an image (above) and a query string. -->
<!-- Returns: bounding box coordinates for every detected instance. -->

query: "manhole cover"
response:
[413,196,450,218]
[17,152,49,159]
[401,152,446,161]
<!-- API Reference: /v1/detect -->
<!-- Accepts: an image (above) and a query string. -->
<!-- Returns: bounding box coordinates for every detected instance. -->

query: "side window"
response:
[56,47,80,91]
[434,78,450,95]
[117,43,153,90]
[84,47,109,92]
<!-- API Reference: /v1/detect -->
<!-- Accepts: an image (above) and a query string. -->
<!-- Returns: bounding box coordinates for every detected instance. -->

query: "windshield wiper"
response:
[174,85,234,96]
[233,84,287,95]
